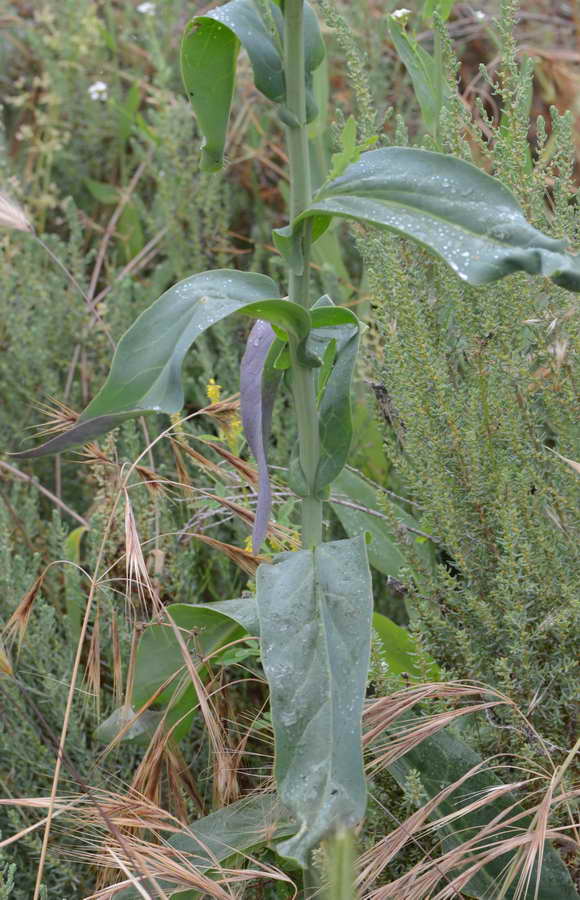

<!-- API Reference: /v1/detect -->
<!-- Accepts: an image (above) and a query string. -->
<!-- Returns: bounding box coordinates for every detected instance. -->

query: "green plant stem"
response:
[284,0,323,548]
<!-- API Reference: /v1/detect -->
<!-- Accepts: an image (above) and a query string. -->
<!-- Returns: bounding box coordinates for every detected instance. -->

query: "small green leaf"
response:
[387,18,450,136]
[181,0,325,172]
[373,612,439,679]
[331,467,435,577]
[256,536,372,866]
[84,178,119,204]
[114,794,297,899]
[63,526,87,565]
[13,271,298,458]
[295,147,580,291]
[422,0,456,22]
[307,306,360,493]
[326,115,378,182]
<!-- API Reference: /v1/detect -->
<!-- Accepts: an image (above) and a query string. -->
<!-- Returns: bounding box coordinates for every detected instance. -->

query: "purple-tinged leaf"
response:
[240,320,283,552]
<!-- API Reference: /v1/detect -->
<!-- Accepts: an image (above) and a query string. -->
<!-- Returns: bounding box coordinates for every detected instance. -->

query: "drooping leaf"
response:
[294,147,580,291]
[132,598,259,742]
[373,611,439,680]
[387,17,451,136]
[13,271,311,458]
[181,0,325,172]
[240,321,284,552]
[330,467,435,577]
[256,536,372,866]
[389,725,580,899]
[114,793,297,899]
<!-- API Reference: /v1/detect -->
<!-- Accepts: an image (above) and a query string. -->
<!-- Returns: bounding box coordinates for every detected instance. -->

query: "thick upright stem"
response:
[284,0,322,548]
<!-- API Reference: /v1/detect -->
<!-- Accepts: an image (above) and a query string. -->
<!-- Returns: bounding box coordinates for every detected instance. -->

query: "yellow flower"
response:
[206,378,222,404]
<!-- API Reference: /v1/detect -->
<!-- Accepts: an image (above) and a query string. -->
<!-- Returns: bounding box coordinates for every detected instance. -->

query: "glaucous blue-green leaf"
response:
[331,467,435,576]
[115,793,297,899]
[240,321,284,552]
[311,305,361,493]
[13,271,309,458]
[181,0,325,171]
[294,148,580,291]
[288,297,361,497]
[256,535,372,866]
[389,724,579,899]
[132,598,259,742]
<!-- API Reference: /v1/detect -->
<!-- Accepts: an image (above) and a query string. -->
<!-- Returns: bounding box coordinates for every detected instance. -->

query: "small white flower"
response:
[88,80,108,101]
[474,9,485,20]
[137,1,156,14]
[391,8,411,21]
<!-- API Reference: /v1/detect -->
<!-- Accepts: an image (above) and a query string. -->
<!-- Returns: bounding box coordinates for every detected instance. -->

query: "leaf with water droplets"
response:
[13,271,314,459]
[294,147,580,291]
[256,536,372,866]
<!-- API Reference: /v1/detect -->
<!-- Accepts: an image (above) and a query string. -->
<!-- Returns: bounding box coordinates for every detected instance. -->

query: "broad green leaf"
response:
[115,793,297,899]
[181,0,325,172]
[132,599,259,742]
[373,611,439,680]
[256,536,372,866]
[295,148,580,291]
[389,725,579,899]
[387,18,450,136]
[13,271,306,458]
[330,467,435,577]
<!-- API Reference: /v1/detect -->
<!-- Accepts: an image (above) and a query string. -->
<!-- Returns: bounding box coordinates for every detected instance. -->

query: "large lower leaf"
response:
[256,536,373,866]
[115,793,297,899]
[14,271,306,458]
[389,725,579,899]
[181,0,325,171]
[295,147,580,291]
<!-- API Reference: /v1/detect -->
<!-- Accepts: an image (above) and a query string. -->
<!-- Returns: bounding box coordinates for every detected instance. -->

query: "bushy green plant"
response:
[2,0,579,897]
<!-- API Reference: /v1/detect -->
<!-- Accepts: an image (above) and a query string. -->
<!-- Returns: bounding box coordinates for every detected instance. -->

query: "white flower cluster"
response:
[88,81,108,101]
[137,1,156,14]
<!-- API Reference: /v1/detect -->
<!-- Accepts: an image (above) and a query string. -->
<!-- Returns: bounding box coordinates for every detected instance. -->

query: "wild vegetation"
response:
[0,1,578,898]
